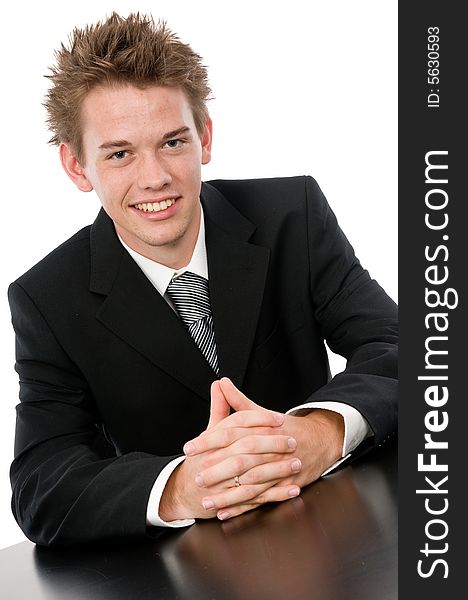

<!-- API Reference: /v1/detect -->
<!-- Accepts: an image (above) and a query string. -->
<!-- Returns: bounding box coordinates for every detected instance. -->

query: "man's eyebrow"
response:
[161,126,191,141]
[98,140,132,151]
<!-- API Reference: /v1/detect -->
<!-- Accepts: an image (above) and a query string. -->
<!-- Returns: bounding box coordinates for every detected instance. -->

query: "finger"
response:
[196,452,276,488]
[217,484,301,521]
[184,412,286,455]
[219,377,261,412]
[236,457,302,486]
[207,380,231,429]
[201,481,275,511]
[186,427,296,457]
[202,481,301,515]
[196,453,301,488]
[218,433,298,458]
[215,407,284,430]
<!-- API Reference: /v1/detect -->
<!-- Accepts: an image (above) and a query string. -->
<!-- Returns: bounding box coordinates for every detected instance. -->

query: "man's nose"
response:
[136,153,172,189]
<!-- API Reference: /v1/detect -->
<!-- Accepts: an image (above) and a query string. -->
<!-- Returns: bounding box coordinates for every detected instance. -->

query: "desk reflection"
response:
[32,445,396,600]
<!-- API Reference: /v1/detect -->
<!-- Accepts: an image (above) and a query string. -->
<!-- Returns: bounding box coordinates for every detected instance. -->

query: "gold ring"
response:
[234,475,241,486]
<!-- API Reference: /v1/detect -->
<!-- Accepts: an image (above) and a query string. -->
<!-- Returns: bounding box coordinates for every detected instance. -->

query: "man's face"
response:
[62,84,212,267]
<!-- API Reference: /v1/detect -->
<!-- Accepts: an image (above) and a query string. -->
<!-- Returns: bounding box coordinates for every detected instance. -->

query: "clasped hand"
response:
[159,378,344,522]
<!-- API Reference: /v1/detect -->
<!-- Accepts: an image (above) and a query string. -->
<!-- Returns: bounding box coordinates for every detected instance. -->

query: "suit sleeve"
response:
[304,176,398,446]
[8,282,178,546]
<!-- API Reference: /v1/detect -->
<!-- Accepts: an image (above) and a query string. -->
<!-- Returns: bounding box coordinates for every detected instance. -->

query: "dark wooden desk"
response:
[0,443,397,600]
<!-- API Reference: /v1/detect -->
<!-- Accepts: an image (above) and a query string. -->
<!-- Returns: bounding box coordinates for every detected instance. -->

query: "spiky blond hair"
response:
[44,12,211,163]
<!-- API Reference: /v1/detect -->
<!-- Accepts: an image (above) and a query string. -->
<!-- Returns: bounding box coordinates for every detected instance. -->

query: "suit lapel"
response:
[201,183,270,388]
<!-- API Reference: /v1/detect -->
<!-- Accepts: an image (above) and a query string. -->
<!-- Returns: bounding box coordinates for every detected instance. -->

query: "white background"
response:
[0,1,397,549]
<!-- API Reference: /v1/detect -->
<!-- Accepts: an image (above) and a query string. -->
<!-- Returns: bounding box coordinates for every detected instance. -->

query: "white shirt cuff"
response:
[146,456,195,528]
[286,401,372,476]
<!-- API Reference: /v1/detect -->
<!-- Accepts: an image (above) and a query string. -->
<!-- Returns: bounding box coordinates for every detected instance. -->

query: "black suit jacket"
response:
[9,176,397,546]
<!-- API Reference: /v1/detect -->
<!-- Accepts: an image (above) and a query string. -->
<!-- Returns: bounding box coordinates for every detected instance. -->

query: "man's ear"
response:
[59,143,94,192]
[200,116,213,165]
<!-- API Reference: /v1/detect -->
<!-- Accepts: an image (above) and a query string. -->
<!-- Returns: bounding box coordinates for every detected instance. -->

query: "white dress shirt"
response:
[119,207,371,528]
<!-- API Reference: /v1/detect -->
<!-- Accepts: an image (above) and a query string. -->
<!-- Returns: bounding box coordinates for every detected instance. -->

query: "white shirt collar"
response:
[118,205,208,296]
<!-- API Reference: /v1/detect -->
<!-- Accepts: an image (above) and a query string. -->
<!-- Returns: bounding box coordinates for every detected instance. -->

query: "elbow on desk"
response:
[11,474,74,548]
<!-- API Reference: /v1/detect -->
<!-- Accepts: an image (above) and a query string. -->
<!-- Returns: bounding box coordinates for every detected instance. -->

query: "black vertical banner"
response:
[399,1,465,598]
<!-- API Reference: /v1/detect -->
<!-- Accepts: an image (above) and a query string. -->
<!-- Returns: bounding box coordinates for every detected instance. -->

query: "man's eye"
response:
[111,150,128,160]
[164,139,184,149]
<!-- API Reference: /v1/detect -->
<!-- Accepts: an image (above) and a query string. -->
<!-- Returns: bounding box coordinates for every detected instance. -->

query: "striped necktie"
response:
[167,271,219,375]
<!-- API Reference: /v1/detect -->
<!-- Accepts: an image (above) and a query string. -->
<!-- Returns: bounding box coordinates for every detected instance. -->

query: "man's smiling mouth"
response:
[133,198,177,212]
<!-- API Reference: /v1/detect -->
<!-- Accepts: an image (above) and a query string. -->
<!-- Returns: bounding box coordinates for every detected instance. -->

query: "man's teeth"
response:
[134,198,176,212]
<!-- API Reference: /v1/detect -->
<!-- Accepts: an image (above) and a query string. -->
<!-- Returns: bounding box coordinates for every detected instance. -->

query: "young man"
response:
[8,13,397,546]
